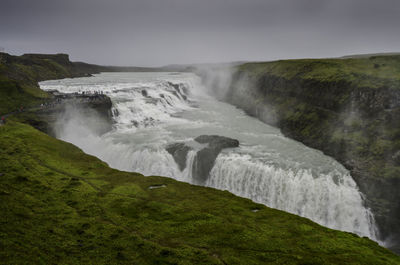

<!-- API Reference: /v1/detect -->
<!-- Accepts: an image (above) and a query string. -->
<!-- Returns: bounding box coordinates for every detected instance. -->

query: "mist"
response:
[55,104,112,143]
[194,65,235,100]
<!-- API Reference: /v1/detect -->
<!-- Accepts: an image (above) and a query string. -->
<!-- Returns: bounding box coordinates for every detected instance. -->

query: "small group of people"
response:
[0,116,6,125]
[40,102,54,108]
[79,90,104,95]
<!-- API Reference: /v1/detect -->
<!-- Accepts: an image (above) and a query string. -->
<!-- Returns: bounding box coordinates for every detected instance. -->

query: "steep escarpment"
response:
[210,55,400,251]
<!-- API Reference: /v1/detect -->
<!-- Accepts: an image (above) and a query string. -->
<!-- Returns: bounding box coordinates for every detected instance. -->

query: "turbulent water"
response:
[40,72,378,240]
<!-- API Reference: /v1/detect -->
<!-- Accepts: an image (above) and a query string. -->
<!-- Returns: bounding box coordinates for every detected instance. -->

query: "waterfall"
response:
[206,153,378,239]
[179,150,197,183]
[40,72,379,243]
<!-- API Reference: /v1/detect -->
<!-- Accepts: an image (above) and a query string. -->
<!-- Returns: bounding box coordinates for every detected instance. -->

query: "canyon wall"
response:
[199,55,400,251]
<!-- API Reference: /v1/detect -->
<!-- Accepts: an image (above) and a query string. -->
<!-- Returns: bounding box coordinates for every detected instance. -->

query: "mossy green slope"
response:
[227,55,400,247]
[0,53,103,115]
[1,122,399,264]
[0,54,68,114]
[0,75,48,116]
[239,55,400,88]
[235,56,400,179]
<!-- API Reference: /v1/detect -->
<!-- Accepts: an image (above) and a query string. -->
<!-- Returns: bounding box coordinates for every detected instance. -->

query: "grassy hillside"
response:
[0,75,48,116]
[0,53,104,115]
[227,55,400,249]
[1,121,399,264]
[239,55,400,88]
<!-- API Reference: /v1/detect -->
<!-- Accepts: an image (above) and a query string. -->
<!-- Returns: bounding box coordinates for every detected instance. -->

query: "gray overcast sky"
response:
[1,0,399,66]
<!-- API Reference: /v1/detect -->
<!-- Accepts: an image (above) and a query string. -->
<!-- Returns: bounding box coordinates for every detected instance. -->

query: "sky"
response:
[1,0,400,66]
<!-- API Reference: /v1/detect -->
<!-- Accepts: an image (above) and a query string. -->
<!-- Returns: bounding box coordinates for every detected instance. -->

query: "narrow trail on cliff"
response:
[39,72,379,242]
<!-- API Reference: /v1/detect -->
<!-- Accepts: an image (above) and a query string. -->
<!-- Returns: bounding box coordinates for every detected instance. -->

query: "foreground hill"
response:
[1,121,399,264]
[207,55,400,252]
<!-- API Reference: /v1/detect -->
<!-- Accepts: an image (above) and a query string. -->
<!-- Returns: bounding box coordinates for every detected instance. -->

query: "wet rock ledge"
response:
[167,135,239,184]
[25,90,113,136]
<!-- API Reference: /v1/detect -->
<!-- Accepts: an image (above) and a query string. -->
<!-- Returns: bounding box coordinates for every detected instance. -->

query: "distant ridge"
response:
[340,52,400,59]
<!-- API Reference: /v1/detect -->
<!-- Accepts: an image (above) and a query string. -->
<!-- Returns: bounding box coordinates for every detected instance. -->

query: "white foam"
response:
[207,153,378,240]
[40,72,379,242]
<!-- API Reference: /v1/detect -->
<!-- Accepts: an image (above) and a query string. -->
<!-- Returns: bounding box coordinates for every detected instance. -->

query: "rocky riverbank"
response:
[24,90,113,136]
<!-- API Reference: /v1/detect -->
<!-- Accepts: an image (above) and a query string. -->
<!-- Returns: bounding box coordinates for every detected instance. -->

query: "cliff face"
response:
[27,92,113,136]
[212,55,400,251]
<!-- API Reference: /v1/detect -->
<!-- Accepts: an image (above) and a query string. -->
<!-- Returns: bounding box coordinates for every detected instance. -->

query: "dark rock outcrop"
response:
[166,143,192,171]
[192,135,239,184]
[194,135,239,148]
[32,91,113,136]
[167,82,188,100]
[141,90,148,97]
[167,135,239,185]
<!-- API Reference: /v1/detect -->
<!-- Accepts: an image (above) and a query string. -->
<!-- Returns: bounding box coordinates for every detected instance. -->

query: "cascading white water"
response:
[207,153,377,237]
[40,72,378,241]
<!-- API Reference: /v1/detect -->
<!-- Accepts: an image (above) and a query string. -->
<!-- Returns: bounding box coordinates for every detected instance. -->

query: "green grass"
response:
[239,55,400,88]
[0,76,49,114]
[1,121,399,264]
[0,53,80,115]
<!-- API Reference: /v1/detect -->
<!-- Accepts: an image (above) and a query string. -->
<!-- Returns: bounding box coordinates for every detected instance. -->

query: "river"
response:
[40,72,378,241]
